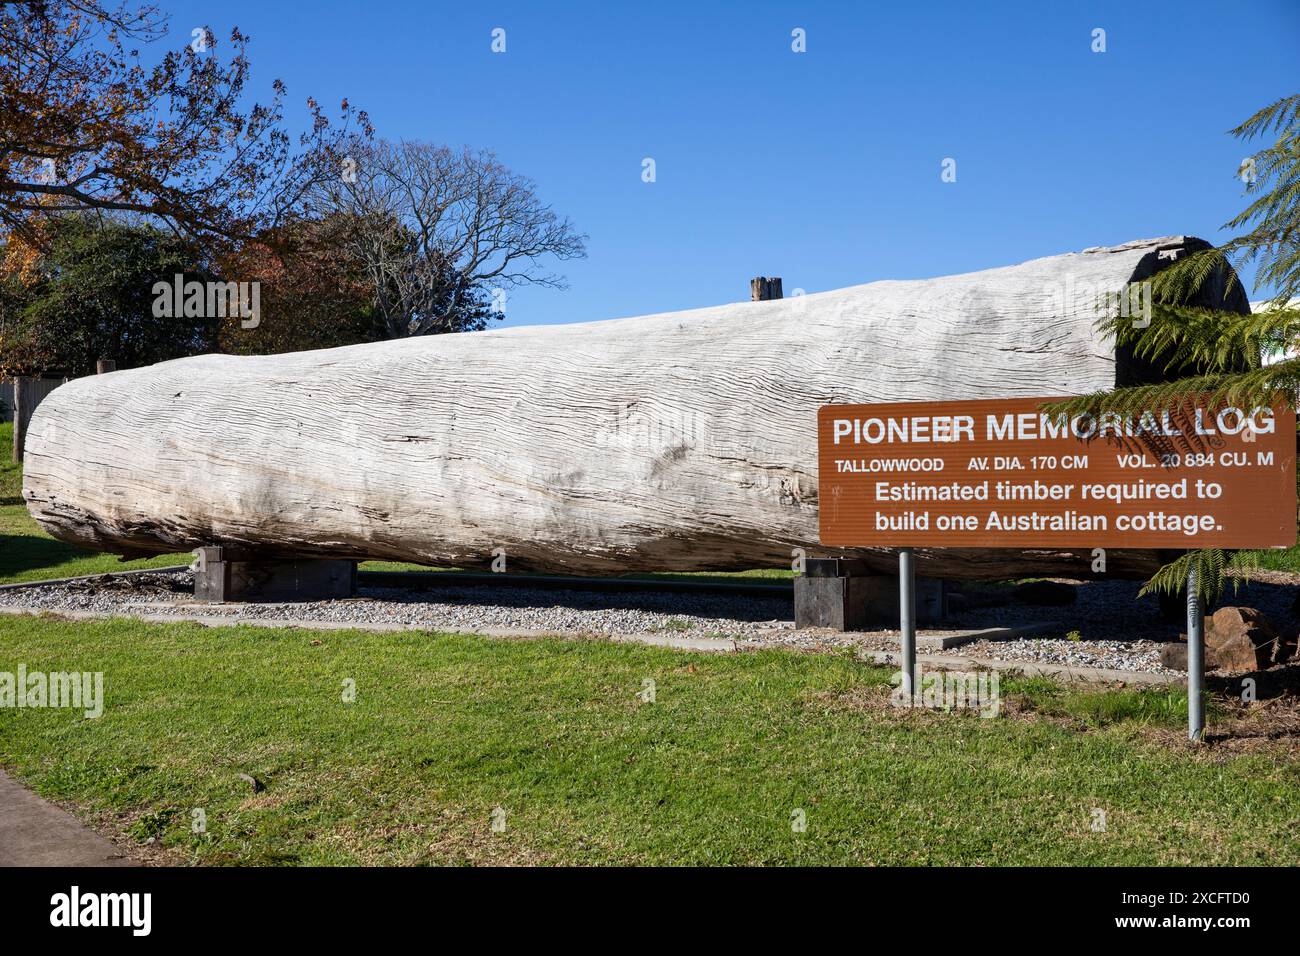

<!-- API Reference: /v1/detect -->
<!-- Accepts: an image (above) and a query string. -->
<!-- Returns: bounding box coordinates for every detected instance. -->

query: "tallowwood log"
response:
[21,236,1248,579]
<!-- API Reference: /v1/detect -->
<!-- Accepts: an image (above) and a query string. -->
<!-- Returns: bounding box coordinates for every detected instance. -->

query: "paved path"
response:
[0,769,135,866]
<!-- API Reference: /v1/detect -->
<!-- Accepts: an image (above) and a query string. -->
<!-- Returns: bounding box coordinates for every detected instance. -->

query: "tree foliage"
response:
[0,215,215,376]
[213,216,381,355]
[0,0,366,251]
[1050,94,1300,603]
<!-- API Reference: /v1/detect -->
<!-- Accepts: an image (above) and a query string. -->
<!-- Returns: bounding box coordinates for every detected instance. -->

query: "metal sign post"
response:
[1187,564,1204,742]
[900,547,916,706]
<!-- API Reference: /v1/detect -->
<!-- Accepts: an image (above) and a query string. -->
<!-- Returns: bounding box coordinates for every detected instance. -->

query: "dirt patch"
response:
[1146,694,1300,758]
[67,803,193,867]
[1235,568,1300,587]
[811,665,1300,758]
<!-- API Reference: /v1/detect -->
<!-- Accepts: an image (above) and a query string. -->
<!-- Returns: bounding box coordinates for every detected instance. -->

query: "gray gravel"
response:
[2,570,1296,677]
[961,637,1168,672]
[0,572,792,638]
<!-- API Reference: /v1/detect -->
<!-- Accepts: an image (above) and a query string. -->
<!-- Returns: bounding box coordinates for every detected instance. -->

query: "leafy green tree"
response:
[1056,94,1300,603]
[0,216,215,376]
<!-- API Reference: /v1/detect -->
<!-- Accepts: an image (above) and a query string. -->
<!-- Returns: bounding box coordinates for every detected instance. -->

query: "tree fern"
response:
[1048,94,1300,602]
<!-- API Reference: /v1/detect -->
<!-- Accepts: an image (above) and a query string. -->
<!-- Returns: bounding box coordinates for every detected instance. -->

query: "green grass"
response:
[1251,546,1300,573]
[359,561,793,584]
[1010,675,1225,728]
[1,614,1296,866]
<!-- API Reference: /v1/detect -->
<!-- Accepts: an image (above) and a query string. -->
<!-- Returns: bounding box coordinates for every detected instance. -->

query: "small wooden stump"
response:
[794,557,946,630]
[750,276,783,301]
[193,547,357,603]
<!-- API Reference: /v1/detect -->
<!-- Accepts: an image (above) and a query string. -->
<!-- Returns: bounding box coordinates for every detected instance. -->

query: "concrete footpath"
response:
[0,769,134,866]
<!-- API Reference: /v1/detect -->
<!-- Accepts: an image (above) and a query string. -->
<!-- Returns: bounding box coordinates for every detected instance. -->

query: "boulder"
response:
[1206,607,1278,673]
[1164,607,1280,673]
[1209,634,1264,673]
[1175,606,1274,671]
[1160,642,1219,672]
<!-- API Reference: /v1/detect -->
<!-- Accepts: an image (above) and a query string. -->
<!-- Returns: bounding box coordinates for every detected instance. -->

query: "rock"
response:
[1011,581,1077,607]
[1206,606,1278,671]
[1160,643,1188,670]
[1160,642,1220,672]
[1210,605,1273,636]
[1210,634,1261,673]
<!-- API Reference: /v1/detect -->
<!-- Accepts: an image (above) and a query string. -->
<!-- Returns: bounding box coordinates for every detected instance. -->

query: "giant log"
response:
[21,236,1248,579]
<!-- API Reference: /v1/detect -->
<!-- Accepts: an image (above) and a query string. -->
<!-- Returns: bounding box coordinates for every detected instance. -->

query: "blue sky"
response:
[165,0,1299,327]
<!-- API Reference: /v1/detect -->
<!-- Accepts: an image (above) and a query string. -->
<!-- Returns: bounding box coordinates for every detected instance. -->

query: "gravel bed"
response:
[2,570,1296,676]
[0,572,793,638]
[960,637,1168,673]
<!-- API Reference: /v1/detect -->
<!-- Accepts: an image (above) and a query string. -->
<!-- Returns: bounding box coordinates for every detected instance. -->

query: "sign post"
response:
[817,395,1296,735]
[900,547,916,705]
[1187,565,1204,741]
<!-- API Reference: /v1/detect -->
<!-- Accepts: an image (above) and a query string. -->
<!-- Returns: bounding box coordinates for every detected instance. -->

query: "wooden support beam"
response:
[192,547,357,602]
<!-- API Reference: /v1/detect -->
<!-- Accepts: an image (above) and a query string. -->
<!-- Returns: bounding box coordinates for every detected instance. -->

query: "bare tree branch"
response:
[310,139,586,337]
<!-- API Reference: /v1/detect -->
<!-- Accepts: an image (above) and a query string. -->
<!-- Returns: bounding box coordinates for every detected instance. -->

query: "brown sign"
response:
[817,396,1296,549]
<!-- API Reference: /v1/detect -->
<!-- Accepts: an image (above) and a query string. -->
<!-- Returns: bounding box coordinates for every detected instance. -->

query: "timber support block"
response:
[193,547,357,603]
[795,557,946,630]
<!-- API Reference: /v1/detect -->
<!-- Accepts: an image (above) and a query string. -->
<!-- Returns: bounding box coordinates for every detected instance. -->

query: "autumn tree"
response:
[214,215,381,355]
[0,0,366,252]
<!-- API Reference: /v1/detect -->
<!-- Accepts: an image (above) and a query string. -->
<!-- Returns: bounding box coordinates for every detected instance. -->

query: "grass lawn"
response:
[1,613,1297,866]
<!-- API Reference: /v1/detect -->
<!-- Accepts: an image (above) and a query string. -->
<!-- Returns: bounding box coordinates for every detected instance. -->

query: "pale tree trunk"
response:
[22,236,1243,579]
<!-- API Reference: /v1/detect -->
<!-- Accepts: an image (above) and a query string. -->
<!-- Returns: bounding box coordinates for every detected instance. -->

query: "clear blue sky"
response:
[166,0,1299,327]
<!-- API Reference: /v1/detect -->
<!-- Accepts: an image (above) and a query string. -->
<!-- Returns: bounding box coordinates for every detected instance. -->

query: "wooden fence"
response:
[2,376,69,462]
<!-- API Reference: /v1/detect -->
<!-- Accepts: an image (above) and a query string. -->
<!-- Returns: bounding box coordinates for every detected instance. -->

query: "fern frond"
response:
[1229,94,1300,141]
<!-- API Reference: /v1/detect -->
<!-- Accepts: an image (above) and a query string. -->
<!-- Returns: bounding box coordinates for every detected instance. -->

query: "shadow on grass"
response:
[0,533,100,579]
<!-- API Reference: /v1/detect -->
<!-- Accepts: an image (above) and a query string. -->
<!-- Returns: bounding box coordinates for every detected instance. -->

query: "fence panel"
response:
[4,376,69,460]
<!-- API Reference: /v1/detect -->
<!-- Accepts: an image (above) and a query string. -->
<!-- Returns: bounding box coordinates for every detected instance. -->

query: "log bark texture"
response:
[21,236,1246,579]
